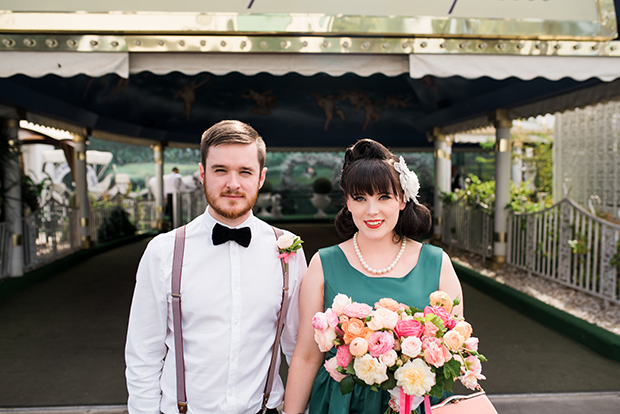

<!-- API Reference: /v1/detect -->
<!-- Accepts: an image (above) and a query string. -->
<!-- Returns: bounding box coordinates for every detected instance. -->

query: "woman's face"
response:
[346,191,406,241]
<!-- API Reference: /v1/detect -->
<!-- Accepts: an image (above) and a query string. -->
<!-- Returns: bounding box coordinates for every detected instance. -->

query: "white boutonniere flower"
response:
[276,234,303,272]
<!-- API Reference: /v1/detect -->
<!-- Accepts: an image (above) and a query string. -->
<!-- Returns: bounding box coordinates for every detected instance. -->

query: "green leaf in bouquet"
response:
[409,306,423,314]
[371,384,379,392]
[442,377,454,393]
[443,359,461,380]
[478,354,488,362]
[340,376,355,395]
[429,378,445,399]
[346,360,356,375]
[353,376,367,388]
[336,366,346,374]
[381,372,397,391]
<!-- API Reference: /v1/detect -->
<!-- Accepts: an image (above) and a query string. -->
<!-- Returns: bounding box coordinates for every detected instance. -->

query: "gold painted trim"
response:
[12,234,22,247]
[495,139,512,153]
[3,118,19,128]
[492,255,506,264]
[494,232,507,243]
[80,217,89,228]
[1,34,619,57]
[156,205,164,213]
[434,149,451,160]
[433,217,443,226]
[0,9,616,40]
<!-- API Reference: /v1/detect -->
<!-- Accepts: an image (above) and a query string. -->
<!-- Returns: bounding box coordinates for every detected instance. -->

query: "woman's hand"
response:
[324,357,347,382]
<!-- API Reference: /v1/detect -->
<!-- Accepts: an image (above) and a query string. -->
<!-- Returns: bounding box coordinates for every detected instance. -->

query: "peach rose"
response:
[379,349,398,367]
[314,327,337,352]
[454,321,473,340]
[342,318,370,344]
[429,291,453,313]
[443,330,465,352]
[375,298,404,312]
[349,337,369,356]
[400,336,422,358]
[332,294,352,316]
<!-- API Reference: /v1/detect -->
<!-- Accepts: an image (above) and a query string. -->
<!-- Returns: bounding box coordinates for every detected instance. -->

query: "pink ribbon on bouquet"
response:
[400,387,413,414]
[277,251,296,263]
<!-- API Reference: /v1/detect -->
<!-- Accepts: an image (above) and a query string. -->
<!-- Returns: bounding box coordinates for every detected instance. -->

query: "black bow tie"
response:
[212,223,252,248]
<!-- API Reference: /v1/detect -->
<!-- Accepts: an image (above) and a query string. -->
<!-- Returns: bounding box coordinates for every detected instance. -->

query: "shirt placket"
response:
[226,242,241,414]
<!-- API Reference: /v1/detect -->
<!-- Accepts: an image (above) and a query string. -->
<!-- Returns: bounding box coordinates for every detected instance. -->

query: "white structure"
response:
[554,99,620,215]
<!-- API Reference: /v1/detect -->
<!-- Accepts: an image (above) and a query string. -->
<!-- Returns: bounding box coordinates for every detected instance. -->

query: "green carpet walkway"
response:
[0,224,619,407]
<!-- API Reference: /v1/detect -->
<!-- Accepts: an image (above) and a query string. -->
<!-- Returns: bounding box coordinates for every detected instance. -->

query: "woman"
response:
[283,139,463,414]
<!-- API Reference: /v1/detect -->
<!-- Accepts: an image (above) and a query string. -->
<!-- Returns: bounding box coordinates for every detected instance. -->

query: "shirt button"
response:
[233,319,238,324]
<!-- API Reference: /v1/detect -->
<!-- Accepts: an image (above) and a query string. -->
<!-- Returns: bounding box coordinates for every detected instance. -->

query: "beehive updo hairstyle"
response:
[334,139,432,241]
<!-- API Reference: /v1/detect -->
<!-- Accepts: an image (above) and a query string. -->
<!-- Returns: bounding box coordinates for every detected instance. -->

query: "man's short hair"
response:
[200,120,266,170]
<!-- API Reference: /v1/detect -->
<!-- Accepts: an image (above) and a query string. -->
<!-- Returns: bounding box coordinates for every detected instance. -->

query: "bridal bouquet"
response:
[312,291,486,414]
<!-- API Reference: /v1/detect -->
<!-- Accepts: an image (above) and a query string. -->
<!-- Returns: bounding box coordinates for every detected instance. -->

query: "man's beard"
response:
[204,184,259,221]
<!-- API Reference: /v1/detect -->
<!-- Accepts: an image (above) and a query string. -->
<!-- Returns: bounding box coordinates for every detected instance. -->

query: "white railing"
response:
[507,198,620,306]
[0,221,12,278]
[22,200,79,272]
[441,196,493,260]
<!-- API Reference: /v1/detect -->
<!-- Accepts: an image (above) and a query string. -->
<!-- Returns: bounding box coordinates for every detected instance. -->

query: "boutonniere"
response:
[276,234,303,273]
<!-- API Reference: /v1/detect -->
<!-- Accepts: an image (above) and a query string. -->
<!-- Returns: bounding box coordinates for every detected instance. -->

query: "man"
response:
[126,120,307,414]
[163,167,187,220]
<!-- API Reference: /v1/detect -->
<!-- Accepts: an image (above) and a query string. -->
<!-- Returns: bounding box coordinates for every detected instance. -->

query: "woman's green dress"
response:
[309,243,444,414]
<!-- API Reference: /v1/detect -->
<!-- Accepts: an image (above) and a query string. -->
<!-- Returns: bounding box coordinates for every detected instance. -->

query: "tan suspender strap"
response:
[172,226,188,414]
[262,226,291,413]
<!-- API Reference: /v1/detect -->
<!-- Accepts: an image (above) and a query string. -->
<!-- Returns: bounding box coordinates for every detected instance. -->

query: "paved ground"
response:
[0,223,619,412]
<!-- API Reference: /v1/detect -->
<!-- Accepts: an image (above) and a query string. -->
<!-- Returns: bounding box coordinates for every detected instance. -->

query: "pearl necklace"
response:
[353,232,406,275]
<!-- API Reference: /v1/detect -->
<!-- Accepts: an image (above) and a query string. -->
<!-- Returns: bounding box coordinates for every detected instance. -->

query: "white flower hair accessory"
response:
[393,156,420,203]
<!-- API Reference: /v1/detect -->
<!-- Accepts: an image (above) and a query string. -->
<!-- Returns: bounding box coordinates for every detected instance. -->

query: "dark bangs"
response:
[341,159,402,198]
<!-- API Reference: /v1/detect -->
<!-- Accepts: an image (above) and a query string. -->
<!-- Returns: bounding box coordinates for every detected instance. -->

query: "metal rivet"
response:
[322,40,329,48]
[342,41,349,48]
[45,38,58,48]
[90,40,98,47]
[2,38,15,47]
[573,44,581,50]
[200,40,206,46]
[478,42,487,50]
[158,40,164,46]
[240,41,246,48]
[496,43,507,50]
[260,41,268,48]
[135,40,141,46]
[220,40,226,47]
[111,41,119,47]
[611,45,618,51]
[24,38,36,47]
[592,44,599,50]
[281,41,288,48]
[302,41,308,47]
[439,42,447,48]
[67,39,78,47]
[516,43,524,50]
[179,40,185,46]
[459,42,467,49]
[362,41,370,49]
[420,41,427,48]
[402,42,410,49]
[534,43,541,49]
[382,42,390,49]
[554,44,562,50]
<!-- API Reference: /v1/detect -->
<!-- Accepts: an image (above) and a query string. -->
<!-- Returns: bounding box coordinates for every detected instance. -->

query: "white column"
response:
[73,133,91,249]
[153,143,166,230]
[432,127,453,244]
[1,114,24,277]
[512,143,523,186]
[491,109,512,267]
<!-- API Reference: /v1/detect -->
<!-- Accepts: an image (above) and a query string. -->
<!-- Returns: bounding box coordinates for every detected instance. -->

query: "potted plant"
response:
[255,180,273,217]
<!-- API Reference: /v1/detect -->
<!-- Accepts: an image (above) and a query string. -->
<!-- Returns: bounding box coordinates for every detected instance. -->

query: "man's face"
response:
[199,143,266,227]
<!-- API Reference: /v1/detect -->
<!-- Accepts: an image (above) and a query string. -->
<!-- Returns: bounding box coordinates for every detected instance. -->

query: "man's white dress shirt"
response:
[125,208,307,414]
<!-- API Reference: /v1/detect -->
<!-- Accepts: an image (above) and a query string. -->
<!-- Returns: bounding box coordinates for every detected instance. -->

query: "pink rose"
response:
[343,302,373,319]
[314,327,337,352]
[332,294,352,316]
[423,321,439,337]
[336,345,353,368]
[312,312,328,331]
[400,336,422,358]
[380,349,398,367]
[442,330,465,352]
[349,337,369,356]
[422,337,452,368]
[367,331,395,357]
[394,319,424,339]
[464,337,479,352]
[424,306,456,329]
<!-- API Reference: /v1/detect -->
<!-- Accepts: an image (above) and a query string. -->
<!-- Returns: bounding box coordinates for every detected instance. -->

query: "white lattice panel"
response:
[555,100,620,215]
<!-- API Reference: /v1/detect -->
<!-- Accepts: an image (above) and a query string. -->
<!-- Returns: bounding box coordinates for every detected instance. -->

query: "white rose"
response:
[276,234,295,250]
[331,294,352,316]
[353,354,388,386]
[314,328,337,352]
